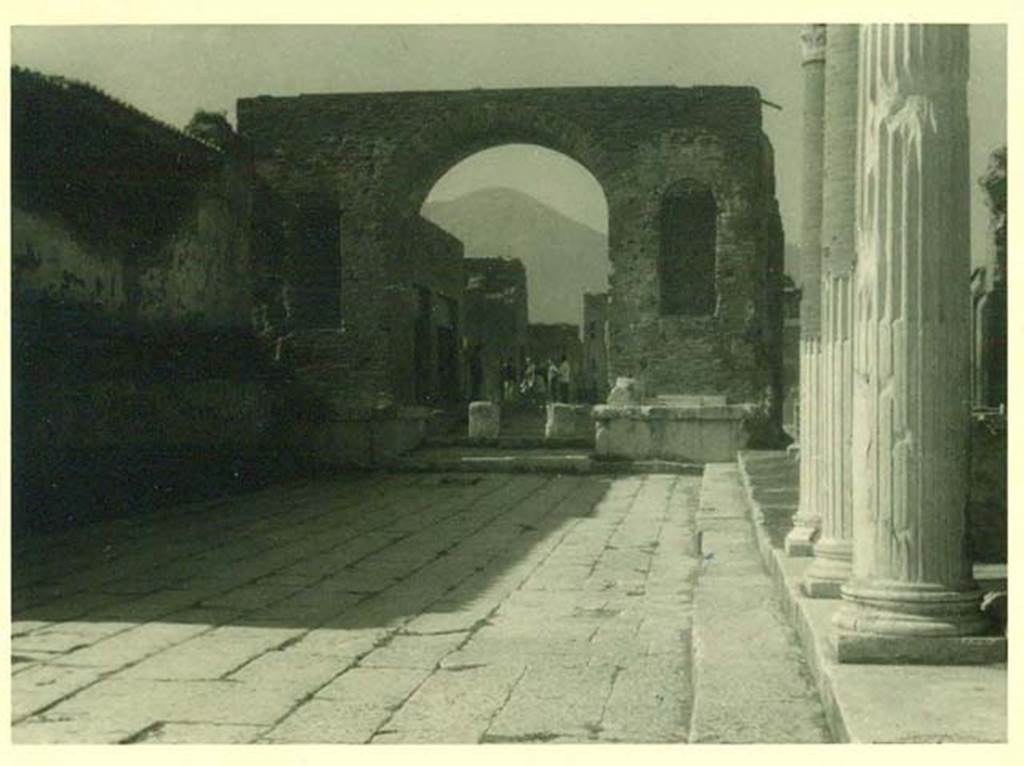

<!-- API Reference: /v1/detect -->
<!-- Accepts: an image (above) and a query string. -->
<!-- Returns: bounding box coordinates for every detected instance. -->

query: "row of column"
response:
[787,24,987,648]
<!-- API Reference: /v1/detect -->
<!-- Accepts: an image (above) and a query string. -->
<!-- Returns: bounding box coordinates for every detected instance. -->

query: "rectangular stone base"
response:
[784,526,817,557]
[801,578,843,599]
[834,633,1007,665]
[593,403,750,463]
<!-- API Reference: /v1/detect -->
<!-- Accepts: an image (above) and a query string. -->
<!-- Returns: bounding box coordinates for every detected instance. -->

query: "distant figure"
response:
[501,358,515,401]
[521,357,537,396]
[547,358,561,403]
[559,354,572,403]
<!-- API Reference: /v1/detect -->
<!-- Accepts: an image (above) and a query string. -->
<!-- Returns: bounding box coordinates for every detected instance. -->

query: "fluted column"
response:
[833,25,988,652]
[803,25,858,597]
[786,23,826,556]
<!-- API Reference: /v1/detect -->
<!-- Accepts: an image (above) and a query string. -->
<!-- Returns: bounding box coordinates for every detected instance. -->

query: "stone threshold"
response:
[735,450,1008,743]
[424,436,595,450]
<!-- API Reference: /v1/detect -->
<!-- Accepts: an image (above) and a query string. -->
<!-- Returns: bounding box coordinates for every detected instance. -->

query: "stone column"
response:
[803,25,858,596]
[833,25,990,658]
[786,23,826,556]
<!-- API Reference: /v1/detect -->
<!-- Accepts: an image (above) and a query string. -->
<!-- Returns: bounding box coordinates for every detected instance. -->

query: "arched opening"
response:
[659,181,718,317]
[419,143,611,407]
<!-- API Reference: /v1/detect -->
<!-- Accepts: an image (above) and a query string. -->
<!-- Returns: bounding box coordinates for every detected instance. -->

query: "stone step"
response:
[389,450,701,476]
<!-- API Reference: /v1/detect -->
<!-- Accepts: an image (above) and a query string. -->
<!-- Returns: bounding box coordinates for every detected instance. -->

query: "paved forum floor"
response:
[12,472,701,744]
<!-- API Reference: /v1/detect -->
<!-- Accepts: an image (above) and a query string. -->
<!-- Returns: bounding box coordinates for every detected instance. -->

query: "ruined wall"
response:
[11,68,279,531]
[463,258,529,401]
[582,292,610,403]
[238,85,783,414]
[385,217,465,406]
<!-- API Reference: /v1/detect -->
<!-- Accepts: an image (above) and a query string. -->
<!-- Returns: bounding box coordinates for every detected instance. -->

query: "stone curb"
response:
[384,456,703,476]
[735,450,852,742]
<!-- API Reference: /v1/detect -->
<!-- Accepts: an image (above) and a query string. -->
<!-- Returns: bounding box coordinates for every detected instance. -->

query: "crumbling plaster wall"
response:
[11,68,273,529]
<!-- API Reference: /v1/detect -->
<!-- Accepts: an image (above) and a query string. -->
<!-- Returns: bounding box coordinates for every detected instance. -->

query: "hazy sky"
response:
[11,25,1007,263]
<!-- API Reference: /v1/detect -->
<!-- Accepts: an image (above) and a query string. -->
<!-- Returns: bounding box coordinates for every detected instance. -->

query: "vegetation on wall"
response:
[11,67,222,262]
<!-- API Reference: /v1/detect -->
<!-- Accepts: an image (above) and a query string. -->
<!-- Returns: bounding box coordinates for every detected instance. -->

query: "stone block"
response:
[468,401,500,440]
[293,405,429,467]
[544,403,594,440]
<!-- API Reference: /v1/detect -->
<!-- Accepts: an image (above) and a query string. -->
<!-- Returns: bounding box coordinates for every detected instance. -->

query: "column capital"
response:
[800,24,827,64]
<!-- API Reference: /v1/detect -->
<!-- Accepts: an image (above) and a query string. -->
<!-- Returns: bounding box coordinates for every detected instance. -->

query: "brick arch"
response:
[237,85,783,411]
[385,102,615,218]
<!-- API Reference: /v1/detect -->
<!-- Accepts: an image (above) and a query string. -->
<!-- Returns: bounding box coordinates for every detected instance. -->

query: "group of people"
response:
[516,355,572,403]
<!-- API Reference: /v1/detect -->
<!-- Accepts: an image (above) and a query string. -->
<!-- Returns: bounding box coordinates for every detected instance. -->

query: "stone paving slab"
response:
[11,471,701,744]
[688,463,832,744]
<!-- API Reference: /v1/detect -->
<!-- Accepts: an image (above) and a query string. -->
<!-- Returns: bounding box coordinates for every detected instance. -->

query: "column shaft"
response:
[787,23,827,556]
[804,24,858,596]
[834,24,986,642]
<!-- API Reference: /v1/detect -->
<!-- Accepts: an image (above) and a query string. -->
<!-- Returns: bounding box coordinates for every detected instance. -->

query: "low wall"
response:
[593,404,751,463]
[290,406,432,468]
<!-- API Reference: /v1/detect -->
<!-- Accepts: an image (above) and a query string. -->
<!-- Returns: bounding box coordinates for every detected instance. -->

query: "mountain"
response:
[422,187,609,326]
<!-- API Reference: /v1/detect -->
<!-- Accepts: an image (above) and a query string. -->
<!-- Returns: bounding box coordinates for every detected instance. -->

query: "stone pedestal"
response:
[593,404,749,463]
[804,24,858,596]
[544,403,594,440]
[606,376,642,406]
[786,23,827,557]
[468,401,500,441]
[833,25,990,658]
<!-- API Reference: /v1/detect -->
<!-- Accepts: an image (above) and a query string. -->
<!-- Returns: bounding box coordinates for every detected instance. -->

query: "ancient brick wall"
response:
[11,68,280,530]
[385,218,465,406]
[238,85,783,414]
[463,258,529,401]
[582,292,610,402]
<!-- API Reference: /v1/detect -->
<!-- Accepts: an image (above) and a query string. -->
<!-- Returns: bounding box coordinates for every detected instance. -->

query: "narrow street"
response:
[13,472,703,744]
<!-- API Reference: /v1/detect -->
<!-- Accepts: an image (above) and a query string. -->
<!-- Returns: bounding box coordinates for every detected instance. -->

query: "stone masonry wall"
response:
[463,258,529,401]
[238,85,783,416]
[11,68,279,531]
[582,292,610,402]
[385,217,465,406]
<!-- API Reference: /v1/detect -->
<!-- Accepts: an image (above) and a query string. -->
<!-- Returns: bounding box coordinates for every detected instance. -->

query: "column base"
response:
[802,537,852,598]
[831,579,1003,664]
[784,522,819,557]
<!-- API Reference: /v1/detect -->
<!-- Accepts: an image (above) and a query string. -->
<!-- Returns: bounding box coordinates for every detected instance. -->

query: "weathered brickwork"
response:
[238,85,784,414]
[386,218,465,406]
[463,258,529,401]
[582,292,610,403]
